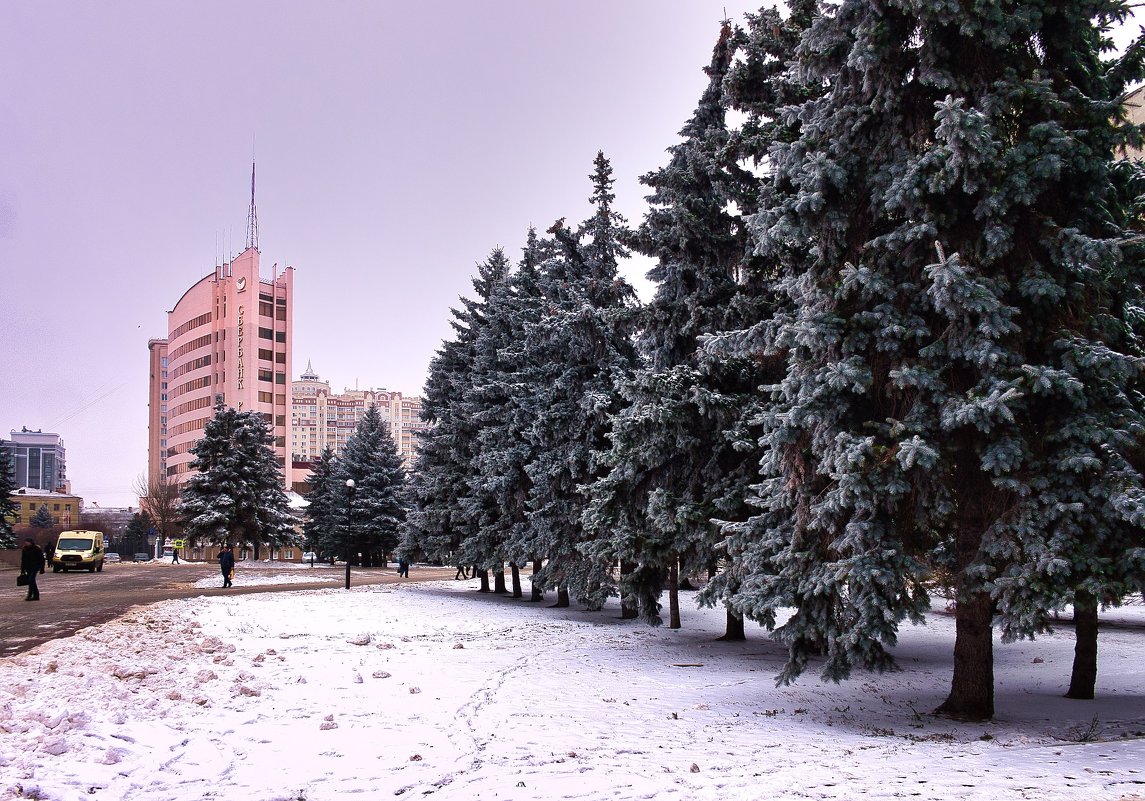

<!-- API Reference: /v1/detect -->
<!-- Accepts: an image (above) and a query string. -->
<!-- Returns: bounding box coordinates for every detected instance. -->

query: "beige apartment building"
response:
[290,362,426,476]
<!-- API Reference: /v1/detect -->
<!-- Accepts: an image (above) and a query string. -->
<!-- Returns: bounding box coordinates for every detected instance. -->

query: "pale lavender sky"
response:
[1,1,766,506]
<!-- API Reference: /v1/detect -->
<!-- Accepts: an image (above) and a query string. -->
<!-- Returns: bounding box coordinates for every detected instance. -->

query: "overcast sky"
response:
[1,1,768,507]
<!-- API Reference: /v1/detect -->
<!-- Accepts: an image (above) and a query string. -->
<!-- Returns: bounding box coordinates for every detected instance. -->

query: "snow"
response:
[2,577,1143,801]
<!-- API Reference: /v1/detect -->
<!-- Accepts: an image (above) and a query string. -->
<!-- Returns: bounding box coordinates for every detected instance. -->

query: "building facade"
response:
[290,363,426,475]
[6,487,83,529]
[3,428,67,493]
[148,245,295,490]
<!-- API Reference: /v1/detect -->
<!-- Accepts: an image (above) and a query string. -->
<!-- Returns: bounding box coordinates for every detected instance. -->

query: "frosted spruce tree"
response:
[333,405,407,567]
[302,447,340,562]
[0,443,17,548]
[584,21,768,631]
[517,153,639,608]
[720,0,1145,720]
[459,243,553,597]
[402,247,505,587]
[180,400,296,556]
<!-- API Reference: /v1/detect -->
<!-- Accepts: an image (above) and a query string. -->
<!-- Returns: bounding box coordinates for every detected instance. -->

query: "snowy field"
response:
[1,579,1143,801]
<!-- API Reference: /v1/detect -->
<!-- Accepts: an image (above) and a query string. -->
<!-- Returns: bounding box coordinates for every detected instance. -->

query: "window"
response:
[259,301,274,317]
[258,391,274,404]
[276,415,286,426]
[276,394,286,405]
[275,372,286,384]
[275,331,286,343]
[275,436,286,447]
[259,348,273,361]
[259,369,274,382]
[276,307,287,321]
[275,352,286,363]
[258,327,273,340]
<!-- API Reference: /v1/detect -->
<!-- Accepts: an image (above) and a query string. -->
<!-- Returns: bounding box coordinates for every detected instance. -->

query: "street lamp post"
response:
[344,478,355,590]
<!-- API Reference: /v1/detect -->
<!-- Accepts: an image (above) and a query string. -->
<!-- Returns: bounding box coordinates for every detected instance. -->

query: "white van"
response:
[52,530,106,573]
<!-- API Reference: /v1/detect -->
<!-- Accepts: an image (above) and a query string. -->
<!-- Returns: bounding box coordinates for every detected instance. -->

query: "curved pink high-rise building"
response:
[148,245,294,490]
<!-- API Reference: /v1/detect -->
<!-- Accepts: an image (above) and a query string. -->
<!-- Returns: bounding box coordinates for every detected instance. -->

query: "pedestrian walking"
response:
[19,538,45,601]
[172,548,180,564]
[454,564,469,580]
[218,545,235,588]
[397,556,410,578]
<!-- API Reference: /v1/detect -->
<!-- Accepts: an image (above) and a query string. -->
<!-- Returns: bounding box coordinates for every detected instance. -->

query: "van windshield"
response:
[57,538,95,550]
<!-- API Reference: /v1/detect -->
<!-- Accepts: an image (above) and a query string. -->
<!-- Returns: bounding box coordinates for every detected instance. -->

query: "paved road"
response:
[0,562,458,659]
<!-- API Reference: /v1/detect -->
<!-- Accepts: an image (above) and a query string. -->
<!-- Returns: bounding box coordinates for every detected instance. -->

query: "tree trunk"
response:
[620,561,637,620]
[718,606,746,641]
[1066,589,1099,700]
[530,557,544,602]
[936,589,994,720]
[510,563,523,598]
[477,569,490,593]
[553,586,570,608]
[668,561,681,629]
[494,567,508,594]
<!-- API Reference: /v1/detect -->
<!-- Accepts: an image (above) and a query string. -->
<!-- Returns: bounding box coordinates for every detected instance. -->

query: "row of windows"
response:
[170,394,213,419]
[170,333,212,361]
[171,312,211,341]
[170,376,212,399]
[256,369,287,384]
[165,441,195,458]
[257,348,287,364]
[170,354,212,381]
[168,416,209,437]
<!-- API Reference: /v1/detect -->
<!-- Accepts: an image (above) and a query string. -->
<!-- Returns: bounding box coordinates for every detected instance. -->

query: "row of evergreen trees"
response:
[401,1,1145,720]
[176,401,407,567]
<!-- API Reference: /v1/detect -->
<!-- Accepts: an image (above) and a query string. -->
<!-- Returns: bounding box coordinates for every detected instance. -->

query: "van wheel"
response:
[53,566,60,573]
[89,565,96,573]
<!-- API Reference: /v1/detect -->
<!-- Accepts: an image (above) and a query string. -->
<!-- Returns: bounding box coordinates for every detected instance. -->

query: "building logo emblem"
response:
[236,276,247,292]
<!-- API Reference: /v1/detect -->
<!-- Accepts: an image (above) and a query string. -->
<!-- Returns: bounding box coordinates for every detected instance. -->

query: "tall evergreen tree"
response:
[403,246,506,574]
[123,510,156,557]
[333,405,407,566]
[180,400,296,556]
[0,443,17,548]
[518,153,640,607]
[584,21,766,630]
[456,247,529,585]
[302,447,340,561]
[720,0,1145,721]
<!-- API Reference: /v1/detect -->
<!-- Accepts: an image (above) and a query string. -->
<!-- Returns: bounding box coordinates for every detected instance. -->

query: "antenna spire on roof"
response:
[246,160,259,251]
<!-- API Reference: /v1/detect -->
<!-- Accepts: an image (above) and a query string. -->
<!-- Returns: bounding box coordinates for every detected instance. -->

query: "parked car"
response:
[302,551,318,564]
[104,553,122,563]
[133,553,152,562]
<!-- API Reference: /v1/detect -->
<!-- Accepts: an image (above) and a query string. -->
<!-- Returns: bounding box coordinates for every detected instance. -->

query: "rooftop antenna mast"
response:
[246,159,259,251]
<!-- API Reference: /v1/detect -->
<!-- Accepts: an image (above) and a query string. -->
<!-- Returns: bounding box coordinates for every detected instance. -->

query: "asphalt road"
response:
[0,562,458,659]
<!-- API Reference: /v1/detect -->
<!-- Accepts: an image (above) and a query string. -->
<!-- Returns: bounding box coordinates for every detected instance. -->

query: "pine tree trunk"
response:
[1066,590,1099,700]
[620,561,637,620]
[668,561,681,630]
[936,589,994,720]
[553,586,570,608]
[494,567,507,594]
[718,606,745,641]
[477,569,490,593]
[530,557,544,602]
[510,563,522,598]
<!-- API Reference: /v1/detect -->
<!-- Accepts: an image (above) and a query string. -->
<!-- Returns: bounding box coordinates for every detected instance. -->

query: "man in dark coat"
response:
[218,545,235,588]
[20,538,45,601]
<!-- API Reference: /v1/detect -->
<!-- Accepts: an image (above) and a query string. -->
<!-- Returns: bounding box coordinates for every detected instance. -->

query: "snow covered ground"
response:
[1,576,1143,801]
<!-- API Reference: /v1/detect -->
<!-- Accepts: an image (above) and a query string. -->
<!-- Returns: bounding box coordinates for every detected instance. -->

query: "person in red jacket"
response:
[20,538,45,601]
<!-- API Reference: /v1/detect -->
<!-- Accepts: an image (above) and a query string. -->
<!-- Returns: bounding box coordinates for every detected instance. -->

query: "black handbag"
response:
[16,575,28,587]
